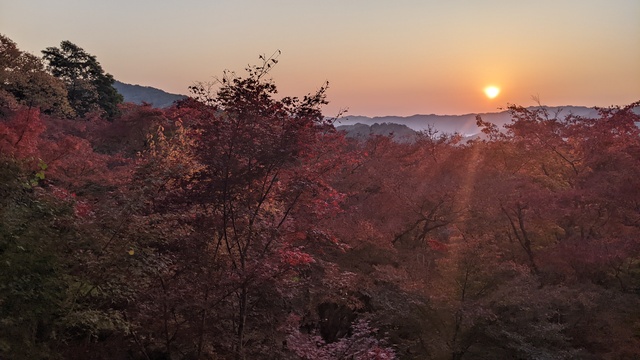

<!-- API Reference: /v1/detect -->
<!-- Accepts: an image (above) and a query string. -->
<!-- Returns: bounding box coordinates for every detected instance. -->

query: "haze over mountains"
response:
[113,81,617,140]
[335,106,602,138]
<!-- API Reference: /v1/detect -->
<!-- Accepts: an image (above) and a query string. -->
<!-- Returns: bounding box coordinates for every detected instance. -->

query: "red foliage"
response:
[279,248,315,266]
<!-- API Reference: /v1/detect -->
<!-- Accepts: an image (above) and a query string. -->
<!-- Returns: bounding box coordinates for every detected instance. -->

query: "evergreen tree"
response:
[42,41,122,118]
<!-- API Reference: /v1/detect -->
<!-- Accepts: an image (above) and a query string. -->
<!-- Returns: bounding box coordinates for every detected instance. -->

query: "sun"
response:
[484,86,500,99]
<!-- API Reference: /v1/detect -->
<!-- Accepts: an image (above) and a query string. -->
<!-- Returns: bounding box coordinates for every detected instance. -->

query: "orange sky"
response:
[2,0,639,116]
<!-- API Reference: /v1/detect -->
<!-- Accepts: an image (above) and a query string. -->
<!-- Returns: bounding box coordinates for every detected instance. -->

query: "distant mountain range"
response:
[111,81,628,141]
[113,81,187,108]
[335,106,602,138]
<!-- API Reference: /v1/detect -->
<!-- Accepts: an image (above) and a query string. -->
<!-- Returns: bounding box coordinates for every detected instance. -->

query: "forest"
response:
[1,34,640,360]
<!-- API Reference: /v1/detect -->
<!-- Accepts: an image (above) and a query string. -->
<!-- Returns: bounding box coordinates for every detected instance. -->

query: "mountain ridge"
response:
[111,80,626,137]
[113,80,187,108]
[336,106,601,136]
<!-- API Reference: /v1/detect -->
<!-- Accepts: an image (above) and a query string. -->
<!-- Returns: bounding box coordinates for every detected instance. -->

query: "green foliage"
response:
[0,160,67,358]
[0,159,132,359]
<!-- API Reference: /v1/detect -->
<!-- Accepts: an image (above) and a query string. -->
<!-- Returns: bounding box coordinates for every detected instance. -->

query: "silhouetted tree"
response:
[42,41,122,118]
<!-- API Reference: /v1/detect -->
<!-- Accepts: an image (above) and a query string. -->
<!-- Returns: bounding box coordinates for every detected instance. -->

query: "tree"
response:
[0,157,132,360]
[0,34,73,117]
[286,316,396,359]
[118,55,352,359]
[42,41,122,118]
[459,103,640,357]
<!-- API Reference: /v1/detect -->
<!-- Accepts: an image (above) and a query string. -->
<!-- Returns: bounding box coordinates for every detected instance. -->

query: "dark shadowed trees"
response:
[42,41,122,118]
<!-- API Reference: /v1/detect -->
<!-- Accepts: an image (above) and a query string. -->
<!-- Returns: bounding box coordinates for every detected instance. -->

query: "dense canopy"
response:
[1,35,639,359]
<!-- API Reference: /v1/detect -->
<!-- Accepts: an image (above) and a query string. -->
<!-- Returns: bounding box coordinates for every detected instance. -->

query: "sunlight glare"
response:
[484,86,500,99]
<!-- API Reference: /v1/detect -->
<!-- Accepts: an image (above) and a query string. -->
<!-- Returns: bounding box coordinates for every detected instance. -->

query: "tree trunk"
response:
[235,286,248,360]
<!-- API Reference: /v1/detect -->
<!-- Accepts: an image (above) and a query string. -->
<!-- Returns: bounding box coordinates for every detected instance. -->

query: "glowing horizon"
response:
[2,0,638,117]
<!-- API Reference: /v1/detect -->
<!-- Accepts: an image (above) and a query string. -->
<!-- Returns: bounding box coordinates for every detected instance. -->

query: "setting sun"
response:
[484,86,500,99]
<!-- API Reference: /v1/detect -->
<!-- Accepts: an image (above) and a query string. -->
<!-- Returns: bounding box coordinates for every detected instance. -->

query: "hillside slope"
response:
[113,81,187,108]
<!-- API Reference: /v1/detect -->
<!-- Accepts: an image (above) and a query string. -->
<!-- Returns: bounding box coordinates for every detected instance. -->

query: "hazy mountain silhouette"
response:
[335,122,417,142]
[110,81,612,138]
[335,106,601,137]
[114,81,187,108]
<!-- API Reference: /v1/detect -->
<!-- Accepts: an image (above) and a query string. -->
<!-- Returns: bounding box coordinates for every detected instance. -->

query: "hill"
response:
[113,81,187,108]
[335,122,417,142]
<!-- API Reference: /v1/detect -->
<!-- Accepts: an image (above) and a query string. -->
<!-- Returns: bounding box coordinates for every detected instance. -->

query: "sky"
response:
[1,0,639,117]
